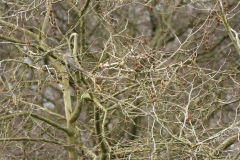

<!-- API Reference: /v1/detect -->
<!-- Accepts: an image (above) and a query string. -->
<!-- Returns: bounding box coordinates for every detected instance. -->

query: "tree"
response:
[0,0,240,159]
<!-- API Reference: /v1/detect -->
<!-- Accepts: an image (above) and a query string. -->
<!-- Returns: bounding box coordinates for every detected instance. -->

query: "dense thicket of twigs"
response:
[0,0,240,159]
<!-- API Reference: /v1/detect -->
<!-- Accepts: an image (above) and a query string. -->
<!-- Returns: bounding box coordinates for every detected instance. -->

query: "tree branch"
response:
[218,0,240,54]
[211,135,238,157]
[0,112,69,134]
[0,19,38,40]
[0,138,63,145]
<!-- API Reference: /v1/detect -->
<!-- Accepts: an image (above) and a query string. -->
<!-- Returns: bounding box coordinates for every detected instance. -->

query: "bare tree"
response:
[0,0,240,159]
